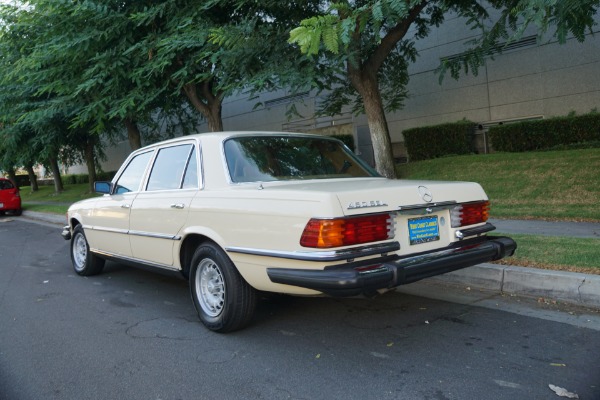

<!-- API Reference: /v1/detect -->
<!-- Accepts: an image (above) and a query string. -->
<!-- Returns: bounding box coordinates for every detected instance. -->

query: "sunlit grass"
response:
[396,148,600,221]
[491,233,600,274]
[20,183,100,214]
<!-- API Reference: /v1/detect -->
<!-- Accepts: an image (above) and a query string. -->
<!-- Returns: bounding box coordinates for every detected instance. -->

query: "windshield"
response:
[224,136,379,183]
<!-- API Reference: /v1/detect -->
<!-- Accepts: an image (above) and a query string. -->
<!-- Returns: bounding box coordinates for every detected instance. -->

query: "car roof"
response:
[136,131,327,152]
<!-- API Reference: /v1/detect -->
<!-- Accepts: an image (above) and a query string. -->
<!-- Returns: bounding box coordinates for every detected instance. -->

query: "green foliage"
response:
[62,170,116,185]
[489,112,600,152]
[289,15,340,55]
[403,120,475,161]
[331,134,355,150]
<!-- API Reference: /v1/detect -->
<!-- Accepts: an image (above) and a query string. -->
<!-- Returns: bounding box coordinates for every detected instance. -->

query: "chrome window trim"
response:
[226,241,400,262]
[144,142,196,192]
[112,149,156,195]
[221,133,377,185]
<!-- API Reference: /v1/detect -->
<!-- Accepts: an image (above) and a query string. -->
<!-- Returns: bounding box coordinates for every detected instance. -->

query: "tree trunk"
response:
[6,168,18,188]
[350,73,397,179]
[124,118,142,150]
[206,102,223,132]
[83,139,97,193]
[25,165,38,192]
[48,157,64,193]
[181,81,224,132]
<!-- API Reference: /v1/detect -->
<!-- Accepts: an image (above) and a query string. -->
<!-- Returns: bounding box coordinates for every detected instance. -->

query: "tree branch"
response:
[365,0,429,75]
[181,83,210,116]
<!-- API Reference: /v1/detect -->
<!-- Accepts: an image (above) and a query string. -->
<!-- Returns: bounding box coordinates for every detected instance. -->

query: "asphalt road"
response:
[1,217,599,400]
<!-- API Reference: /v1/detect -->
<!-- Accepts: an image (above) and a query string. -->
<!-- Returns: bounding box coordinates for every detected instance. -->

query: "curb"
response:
[22,210,66,226]
[427,263,600,310]
[19,211,600,310]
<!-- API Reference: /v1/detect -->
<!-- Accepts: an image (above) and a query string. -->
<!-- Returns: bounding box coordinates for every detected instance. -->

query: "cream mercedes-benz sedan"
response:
[62,131,516,332]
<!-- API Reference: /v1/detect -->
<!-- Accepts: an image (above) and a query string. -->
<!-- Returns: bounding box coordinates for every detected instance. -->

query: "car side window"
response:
[0,180,14,190]
[147,144,194,191]
[114,151,153,194]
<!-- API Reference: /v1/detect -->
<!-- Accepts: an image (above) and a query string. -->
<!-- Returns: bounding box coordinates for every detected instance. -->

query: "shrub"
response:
[96,170,117,181]
[62,171,118,184]
[14,175,30,187]
[403,120,475,161]
[489,112,600,152]
[331,134,355,150]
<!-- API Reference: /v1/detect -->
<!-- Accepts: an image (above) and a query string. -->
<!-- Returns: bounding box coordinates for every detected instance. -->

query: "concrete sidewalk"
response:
[18,211,600,310]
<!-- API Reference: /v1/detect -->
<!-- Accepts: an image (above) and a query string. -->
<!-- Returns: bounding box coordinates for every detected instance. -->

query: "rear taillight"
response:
[300,213,395,248]
[451,201,490,227]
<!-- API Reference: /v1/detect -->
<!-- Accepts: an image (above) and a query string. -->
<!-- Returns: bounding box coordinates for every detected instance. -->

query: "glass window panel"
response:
[114,151,153,194]
[146,144,193,191]
[224,136,379,183]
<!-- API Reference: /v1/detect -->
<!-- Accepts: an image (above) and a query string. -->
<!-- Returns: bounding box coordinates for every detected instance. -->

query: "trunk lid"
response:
[261,177,488,216]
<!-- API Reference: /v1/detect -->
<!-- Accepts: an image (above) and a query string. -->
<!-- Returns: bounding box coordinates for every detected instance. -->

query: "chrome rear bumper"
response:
[267,236,516,296]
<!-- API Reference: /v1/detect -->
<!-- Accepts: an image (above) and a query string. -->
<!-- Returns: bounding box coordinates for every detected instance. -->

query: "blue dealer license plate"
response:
[408,216,440,245]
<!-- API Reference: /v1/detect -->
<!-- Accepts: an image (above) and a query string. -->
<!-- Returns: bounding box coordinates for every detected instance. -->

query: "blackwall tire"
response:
[189,242,257,333]
[70,225,105,276]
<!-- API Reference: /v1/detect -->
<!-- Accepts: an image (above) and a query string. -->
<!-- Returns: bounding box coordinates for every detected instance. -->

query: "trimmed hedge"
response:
[62,171,117,185]
[489,113,600,152]
[331,134,355,150]
[403,120,475,161]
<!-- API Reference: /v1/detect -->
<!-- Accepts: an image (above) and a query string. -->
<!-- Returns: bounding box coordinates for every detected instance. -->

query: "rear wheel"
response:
[189,242,257,333]
[71,225,105,276]
[13,209,21,216]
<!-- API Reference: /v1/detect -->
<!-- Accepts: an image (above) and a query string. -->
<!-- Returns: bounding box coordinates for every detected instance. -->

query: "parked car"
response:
[62,131,516,332]
[0,178,22,216]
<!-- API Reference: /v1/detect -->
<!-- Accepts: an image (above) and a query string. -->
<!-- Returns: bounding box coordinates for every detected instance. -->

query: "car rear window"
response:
[224,136,379,183]
[0,180,15,190]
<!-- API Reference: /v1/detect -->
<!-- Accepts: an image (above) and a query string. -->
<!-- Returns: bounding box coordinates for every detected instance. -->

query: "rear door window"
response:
[146,144,195,191]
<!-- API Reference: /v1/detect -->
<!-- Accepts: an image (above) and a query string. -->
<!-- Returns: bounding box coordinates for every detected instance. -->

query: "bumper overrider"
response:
[267,236,516,296]
[61,226,71,240]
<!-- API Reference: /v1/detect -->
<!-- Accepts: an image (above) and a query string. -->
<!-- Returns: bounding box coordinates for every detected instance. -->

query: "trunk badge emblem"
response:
[418,186,433,203]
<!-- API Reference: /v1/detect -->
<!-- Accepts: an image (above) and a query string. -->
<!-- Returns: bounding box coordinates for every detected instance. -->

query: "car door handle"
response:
[170,203,185,209]
[121,204,131,209]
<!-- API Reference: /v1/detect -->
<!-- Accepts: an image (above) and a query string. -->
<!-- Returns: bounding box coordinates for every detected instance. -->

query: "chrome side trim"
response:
[226,242,400,262]
[87,226,129,235]
[87,226,181,240]
[397,201,457,215]
[128,230,182,241]
[90,248,179,271]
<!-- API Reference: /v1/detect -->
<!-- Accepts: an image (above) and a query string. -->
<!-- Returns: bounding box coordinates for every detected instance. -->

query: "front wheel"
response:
[189,242,257,333]
[70,225,105,276]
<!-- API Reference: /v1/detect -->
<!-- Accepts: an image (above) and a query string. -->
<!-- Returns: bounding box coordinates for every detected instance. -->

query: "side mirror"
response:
[94,181,112,194]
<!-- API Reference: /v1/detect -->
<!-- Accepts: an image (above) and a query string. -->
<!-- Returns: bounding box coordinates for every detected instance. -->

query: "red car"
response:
[0,178,22,216]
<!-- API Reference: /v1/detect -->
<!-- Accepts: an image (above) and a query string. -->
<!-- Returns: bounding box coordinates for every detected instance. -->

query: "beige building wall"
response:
[73,11,600,174]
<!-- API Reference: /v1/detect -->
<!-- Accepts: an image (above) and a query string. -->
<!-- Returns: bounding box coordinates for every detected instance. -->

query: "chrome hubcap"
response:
[195,259,225,317]
[73,233,87,271]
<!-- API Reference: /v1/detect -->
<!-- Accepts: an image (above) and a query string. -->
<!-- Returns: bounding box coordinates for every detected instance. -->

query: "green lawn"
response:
[21,183,100,214]
[396,148,600,222]
[491,233,600,274]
